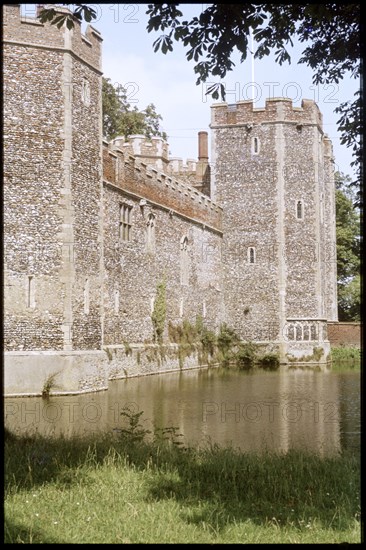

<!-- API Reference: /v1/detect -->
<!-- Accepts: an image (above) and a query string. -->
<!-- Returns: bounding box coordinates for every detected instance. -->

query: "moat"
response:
[5,366,360,456]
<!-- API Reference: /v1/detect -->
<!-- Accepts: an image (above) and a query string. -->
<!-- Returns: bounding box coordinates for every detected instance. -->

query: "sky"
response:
[22,3,359,178]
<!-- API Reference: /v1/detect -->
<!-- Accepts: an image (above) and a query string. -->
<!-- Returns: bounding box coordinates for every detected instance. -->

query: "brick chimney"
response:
[198,131,208,162]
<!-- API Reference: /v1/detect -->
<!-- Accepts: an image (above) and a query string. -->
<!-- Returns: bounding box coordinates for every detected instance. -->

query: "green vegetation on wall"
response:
[287,347,325,364]
[41,372,60,400]
[168,319,280,371]
[151,278,166,344]
[168,316,217,368]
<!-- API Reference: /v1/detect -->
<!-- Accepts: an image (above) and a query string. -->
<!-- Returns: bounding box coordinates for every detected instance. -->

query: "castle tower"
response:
[3,5,105,392]
[211,98,338,363]
[113,135,170,172]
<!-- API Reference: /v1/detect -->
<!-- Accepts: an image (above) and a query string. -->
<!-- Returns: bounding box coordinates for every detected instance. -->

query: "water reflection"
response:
[4,367,360,456]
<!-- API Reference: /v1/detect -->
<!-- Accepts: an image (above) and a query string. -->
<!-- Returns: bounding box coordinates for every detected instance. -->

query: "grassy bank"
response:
[331,346,361,369]
[4,413,360,544]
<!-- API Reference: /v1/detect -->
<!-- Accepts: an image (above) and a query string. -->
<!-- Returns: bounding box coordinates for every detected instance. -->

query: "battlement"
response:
[112,135,169,172]
[3,4,102,72]
[211,97,323,130]
[103,141,221,231]
[168,158,198,174]
[323,135,334,158]
[113,133,211,197]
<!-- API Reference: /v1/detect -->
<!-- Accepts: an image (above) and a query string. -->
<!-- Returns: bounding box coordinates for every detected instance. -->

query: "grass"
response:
[4,409,361,544]
[331,346,361,368]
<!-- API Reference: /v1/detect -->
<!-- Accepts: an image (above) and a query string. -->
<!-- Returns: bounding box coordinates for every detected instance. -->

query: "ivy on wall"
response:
[151,278,166,344]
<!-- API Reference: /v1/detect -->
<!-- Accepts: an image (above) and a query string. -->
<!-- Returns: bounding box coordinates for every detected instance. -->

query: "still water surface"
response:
[5,366,360,456]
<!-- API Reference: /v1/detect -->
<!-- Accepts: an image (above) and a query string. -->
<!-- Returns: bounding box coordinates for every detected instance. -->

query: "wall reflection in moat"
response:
[4,367,360,456]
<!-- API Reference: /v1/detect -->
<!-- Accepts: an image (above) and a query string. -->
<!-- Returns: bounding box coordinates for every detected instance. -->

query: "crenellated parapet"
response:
[103,141,221,232]
[3,4,102,72]
[323,134,334,158]
[112,135,169,172]
[211,97,323,131]
[112,132,212,197]
[168,158,198,174]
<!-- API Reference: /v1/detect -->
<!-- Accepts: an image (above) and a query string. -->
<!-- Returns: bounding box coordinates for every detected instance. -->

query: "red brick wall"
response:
[327,322,361,348]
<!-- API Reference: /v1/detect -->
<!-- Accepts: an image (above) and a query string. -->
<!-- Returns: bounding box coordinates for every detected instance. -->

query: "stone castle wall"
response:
[4,4,103,355]
[102,143,223,345]
[3,5,223,394]
[114,134,211,196]
[3,6,338,395]
[211,98,323,128]
[4,6,67,352]
[103,144,221,230]
[211,98,337,361]
[4,36,65,350]
[211,118,281,341]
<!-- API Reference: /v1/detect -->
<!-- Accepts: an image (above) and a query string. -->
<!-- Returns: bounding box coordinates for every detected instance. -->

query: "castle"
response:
[3,5,338,396]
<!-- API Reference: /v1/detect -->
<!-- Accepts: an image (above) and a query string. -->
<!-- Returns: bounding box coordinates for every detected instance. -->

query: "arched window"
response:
[180,236,189,285]
[146,213,156,254]
[296,200,303,220]
[248,247,256,264]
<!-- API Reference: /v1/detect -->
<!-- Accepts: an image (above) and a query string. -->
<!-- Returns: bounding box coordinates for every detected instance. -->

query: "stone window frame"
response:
[119,203,133,242]
[247,247,256,264]
[27,275,35,309]
[179,296,184,317]
[252,136,260,155]
[296,199,304,220]
[114,288,120,314]
[81,78,91,106]
[286,321,319,341]
[146,212,156,254]
[180,235,189,286]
